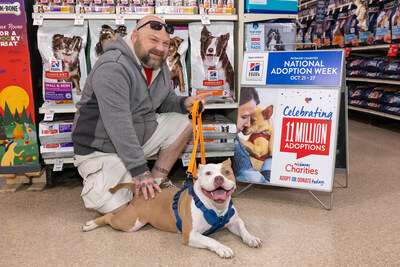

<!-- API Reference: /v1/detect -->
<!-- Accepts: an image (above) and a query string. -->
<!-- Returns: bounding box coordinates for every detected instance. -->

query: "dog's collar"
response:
[173,177,235,236]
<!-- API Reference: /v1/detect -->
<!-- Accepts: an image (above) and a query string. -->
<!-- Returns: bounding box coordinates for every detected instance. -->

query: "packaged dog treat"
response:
[391,3,400,43]
[332,11,347,48]
[303,22,313,49]
[359,2,380,46]
[38,119,73,145]
[344,8,359,47]
[167,27,189,96]
[189,22,235,103]
[375,0,397,44]
[244,22,266,51]
[264,22,296,51]
[38,20,88,106]
[382,61,400,74]
[88,20,136,69]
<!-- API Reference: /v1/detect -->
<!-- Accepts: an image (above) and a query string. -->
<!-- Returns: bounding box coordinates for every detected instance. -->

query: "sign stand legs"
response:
[233,183,254,197]
[307,190,333,210]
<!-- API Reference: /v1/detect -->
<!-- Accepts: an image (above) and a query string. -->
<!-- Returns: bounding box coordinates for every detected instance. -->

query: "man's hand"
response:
[132,171,162,200]
[184,92,213,112]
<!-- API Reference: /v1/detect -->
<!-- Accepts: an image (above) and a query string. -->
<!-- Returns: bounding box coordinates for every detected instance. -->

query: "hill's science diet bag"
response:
[189,22,235,103]
[38,20,88,107]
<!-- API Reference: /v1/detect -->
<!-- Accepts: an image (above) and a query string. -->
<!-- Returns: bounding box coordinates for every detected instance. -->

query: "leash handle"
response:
[187,100,206,179]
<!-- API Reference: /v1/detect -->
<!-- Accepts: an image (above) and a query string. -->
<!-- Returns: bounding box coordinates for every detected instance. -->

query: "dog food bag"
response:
[264,22,296,51]
[391,3,400,43]
[344,8,359,47]
[189,22,235,103]
[38,20,88,107]
[88,20,136,69]
[244,22,266,51]
[322,15,334,48]
[38,119,74,145]
[40,142,74,159]
[375,0,397,44]
[168,27,189,96]
[332,11,347,48]
[296,24,306,50]
[359,2,380,46]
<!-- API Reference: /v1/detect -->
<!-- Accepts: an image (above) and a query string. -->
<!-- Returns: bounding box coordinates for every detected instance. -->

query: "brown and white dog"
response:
[52,34,83,95]
[167,36,185,93]
[82,159,262,258]
[95,24,127,57]
[200,26,234,97]
[241,105,274,172]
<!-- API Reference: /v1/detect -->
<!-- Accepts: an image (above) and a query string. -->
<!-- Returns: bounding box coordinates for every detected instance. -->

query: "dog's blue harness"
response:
[172,177,235,236]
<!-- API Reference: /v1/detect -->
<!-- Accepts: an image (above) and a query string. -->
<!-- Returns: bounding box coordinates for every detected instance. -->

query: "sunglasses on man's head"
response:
[137,20,174,34]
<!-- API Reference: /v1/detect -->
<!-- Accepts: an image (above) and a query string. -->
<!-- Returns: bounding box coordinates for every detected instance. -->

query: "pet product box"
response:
[244,0,298,14]
[40,143,74,159]
[39,120,73,145]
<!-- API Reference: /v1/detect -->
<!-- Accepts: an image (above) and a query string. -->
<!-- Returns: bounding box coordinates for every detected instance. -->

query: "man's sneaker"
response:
[154,177,177,188]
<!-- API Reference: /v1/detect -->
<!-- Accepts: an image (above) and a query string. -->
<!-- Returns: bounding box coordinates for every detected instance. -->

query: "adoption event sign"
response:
[242,50,343,87]
[238,51,344,192]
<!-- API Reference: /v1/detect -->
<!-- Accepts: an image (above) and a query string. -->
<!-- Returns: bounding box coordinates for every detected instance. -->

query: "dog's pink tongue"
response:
[212,189,227,201]
[207,55,213,61]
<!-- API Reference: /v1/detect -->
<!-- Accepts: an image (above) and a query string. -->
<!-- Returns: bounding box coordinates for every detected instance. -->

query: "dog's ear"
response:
[95,41,104,56]
[201,26,212,42]
[218,33,230,50]
[175,36,184,46]
[222,158,232,167]
[262,105,273,120]
[72,36,83,51]
[52,34,64,47]
[116,25,127,36]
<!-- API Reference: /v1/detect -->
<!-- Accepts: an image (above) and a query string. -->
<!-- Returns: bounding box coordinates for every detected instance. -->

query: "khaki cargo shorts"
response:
[74,112,189,213]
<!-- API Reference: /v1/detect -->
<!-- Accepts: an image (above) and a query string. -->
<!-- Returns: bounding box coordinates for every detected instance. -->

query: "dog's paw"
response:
[82,220,99,232]
[213,244,234,258]
[243,234,262,248]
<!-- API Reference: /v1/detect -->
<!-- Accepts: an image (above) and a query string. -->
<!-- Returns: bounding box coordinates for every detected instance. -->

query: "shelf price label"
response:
[387,44,399,57]
[181,153,191,167]
[201,15,211,25]
[33,13,44,26]
[44,109,55,121]
[345,47,351,58]
[115,14,125,26]
[74,13,84,26]
[53,159,64,172]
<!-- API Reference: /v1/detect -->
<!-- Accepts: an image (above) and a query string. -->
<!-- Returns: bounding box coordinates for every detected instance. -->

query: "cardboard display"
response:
[235,50,346,192]
[0,0,41,174]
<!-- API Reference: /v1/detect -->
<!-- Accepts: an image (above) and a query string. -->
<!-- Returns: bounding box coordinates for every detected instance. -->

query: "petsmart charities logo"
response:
[0,2,21,16]
[246,61,263,81]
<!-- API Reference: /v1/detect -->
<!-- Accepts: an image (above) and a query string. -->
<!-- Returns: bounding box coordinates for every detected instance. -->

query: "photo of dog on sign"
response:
[189,22,235,103]
[233,87,278,184]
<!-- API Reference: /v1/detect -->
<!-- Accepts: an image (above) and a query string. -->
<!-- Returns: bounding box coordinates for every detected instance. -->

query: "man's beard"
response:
[134,39,166,69]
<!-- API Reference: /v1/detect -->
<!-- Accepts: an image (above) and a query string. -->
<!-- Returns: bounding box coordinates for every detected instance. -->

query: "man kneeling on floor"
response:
[72,15,210,214]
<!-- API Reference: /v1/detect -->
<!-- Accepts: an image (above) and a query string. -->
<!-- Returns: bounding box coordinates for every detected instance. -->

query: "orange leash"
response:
[187,100,206,180]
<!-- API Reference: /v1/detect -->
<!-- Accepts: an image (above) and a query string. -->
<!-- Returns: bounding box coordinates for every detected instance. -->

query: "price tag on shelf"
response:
[181,153,190,167]
[74,13,84,26]
[387,44,399,57]
[44,110,55,121]
[53,159,64,172]
[115,14,125,26]
[345,47,351,58]
[33,13,44,26]
[201,15,211,25]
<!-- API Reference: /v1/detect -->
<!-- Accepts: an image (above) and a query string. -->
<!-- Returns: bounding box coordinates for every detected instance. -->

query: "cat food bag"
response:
[375,1,396,44]
[167,27,189,96]
[359,2,380,46]
[189,22,235,103]
[38,20,88,107]
[89,20,136,69]
[264,22,296,51]
[332,11,347,48]
[244,22,266,51]
[391,3,400,43]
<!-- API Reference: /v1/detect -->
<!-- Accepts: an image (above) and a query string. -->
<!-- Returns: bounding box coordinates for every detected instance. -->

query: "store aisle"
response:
[0,118,399,266]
